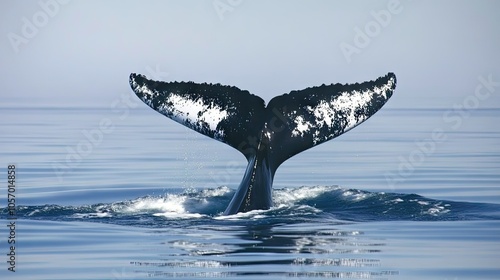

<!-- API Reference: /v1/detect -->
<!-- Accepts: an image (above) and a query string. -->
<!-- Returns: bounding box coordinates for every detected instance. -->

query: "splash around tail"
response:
[6,186,500,225]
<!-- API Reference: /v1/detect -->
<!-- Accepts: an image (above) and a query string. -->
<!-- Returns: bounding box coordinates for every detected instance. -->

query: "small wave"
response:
[2,186,499,225]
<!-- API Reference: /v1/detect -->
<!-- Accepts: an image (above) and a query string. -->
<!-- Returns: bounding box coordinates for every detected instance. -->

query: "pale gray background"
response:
[0,0,499,108]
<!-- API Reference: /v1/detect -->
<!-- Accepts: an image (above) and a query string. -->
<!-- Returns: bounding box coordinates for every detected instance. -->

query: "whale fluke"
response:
[130,72,396,215]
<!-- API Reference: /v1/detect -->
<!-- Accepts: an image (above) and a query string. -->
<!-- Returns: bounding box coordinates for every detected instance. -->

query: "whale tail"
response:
[129,73,396,214]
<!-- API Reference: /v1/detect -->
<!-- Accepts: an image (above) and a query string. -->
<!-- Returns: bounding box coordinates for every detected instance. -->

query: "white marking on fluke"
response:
[292,116,313,137]
[159,94,229,134]
[291,76,395,144]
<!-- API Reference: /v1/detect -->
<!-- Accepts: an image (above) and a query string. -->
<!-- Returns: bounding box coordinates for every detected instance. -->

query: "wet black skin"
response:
[223,123,284,215]
[223,136,274,215]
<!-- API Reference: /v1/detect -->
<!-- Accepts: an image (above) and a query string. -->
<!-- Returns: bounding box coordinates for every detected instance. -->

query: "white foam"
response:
[342,189,371,201]
[274,186,338,205]
[115,193,206,219]
[153,212,205,219]
[423,202,450,216]
[72,212,112,219]
[123,195,187,213]
[214,209,268,220]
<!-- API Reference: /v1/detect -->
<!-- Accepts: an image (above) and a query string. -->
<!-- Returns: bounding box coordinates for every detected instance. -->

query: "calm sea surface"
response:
[1,106,499,279]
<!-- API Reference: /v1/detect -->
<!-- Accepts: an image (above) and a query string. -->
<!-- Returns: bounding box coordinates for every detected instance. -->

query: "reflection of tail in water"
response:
[133,222,395,278]
[5,186,500,223]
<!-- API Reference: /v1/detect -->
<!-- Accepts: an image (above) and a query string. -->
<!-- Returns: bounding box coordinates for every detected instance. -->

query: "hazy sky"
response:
[1,0,499,108]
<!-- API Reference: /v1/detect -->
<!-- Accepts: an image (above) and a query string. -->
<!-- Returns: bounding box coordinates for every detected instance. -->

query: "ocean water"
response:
[1,106,499,279]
